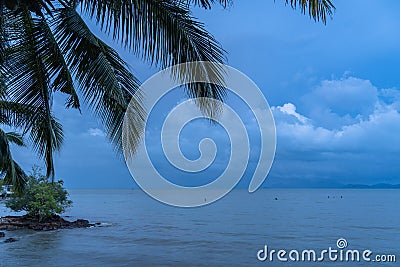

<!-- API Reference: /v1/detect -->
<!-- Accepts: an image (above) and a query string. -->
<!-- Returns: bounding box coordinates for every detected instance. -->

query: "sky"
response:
[11,0,400,188]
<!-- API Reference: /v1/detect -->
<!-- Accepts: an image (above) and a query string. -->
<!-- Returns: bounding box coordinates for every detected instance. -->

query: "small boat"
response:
[1,185,13,198]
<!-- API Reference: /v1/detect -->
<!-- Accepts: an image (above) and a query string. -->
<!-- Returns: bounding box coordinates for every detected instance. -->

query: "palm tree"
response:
[0,0,335,186]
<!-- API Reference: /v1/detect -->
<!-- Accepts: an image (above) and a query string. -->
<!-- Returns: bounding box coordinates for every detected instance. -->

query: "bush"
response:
[6,167,72,221]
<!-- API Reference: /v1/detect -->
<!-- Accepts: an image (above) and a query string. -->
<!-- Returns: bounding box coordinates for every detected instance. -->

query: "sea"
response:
[0,189,399,266]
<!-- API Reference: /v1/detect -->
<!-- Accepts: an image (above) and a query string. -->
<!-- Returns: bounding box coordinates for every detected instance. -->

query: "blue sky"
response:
[11,0,400,188]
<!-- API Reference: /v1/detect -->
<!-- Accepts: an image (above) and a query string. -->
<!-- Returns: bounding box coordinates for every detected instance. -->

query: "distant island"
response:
[341,183,400,189]
[264,181,400,189]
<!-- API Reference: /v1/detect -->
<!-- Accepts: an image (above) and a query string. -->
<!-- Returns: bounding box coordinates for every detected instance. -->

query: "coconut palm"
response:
[0,0,335,185]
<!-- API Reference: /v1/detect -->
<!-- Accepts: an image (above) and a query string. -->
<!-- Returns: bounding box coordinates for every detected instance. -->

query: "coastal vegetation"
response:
[6,167,72,222]
[0,167,87,232]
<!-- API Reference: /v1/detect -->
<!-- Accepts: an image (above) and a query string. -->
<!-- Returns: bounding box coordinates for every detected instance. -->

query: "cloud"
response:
[299,77,380,129]
[272,76,400,153]
[273,103,309,124]
[87,128,106,137]
[269,76,400,183]
[274,103,400,153]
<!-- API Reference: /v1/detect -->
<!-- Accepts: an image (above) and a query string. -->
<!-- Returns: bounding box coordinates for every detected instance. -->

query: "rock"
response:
[0,215,94,231]
[72,219,91,228]
[0,231,4,237]
[4,237,18,243]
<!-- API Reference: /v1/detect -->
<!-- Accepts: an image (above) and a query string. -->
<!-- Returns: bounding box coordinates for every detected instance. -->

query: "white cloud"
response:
[272,77,400,153]
[87,128,106,137]
[274,103,308,124]
[276,107,400,152]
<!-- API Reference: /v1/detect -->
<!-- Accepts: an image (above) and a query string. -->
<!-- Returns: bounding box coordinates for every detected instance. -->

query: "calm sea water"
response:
[0,189,399,266]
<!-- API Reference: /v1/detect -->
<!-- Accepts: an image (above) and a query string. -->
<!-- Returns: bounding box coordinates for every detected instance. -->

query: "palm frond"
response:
[4,7,63,180]
[35,18,80,109]
[285,0,335,24]
[3,160,27,194]
[53,6,144,153]
[0,100,36,128]
[0,3,10,91]
[0,128,10,167]
[78,1,225,69]
[77,0,226,115]
[0,128,26,193]
[0,4,6,66]
[178,0,232,9]
[29,114,64,179]
[2,0,55,17]
[5,131,25,146]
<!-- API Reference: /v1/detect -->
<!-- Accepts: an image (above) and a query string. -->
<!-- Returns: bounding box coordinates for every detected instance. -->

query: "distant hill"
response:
[342,183,400,189]
[264,180,400,189]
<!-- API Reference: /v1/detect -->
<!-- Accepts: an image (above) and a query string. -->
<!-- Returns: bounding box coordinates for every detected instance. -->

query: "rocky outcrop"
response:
[4,237,18,243]
[0,215,94,231]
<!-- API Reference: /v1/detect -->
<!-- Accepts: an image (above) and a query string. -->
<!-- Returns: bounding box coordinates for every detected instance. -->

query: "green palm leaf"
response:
[5,7,63,180]
[183,0,232,9]
[285,0,335,24]
[53,6,144,152]
[0,128,26,193]
[77,0,227,113]
[35,18,80,109]
[0,100,36,129]
[4,131,25,146]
